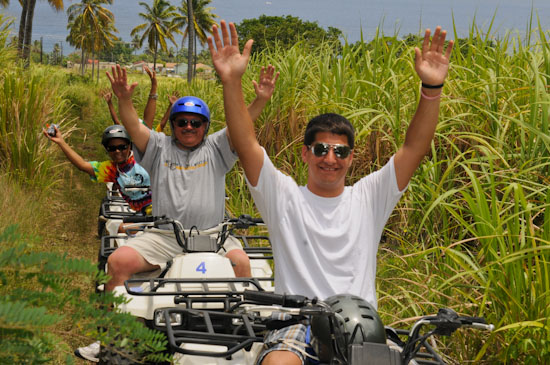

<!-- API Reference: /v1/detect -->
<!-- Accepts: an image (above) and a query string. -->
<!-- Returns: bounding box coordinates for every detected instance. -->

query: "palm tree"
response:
[52,42,61,64]
[131,34,141,56]
[66,16,87,74]
[131,0,178,71]
[17,0,64,66]
[186,0,193,82]
[66,0,117,79]
[173,0,218,80]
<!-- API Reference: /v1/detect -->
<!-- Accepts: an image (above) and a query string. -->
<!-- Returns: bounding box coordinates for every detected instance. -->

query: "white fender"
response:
[165,253,235,279]
[173,343,264,365]
[115,253,238,319]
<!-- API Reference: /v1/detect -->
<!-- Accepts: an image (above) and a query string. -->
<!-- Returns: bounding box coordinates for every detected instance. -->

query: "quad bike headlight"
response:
[154,310,183,327]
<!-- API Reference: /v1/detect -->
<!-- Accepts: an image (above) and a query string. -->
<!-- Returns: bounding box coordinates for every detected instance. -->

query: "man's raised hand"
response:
[414,27,454,86]
[253,65,280,101]
[144,65,157,85]
[208,20,253,83]
[106,65,138,101]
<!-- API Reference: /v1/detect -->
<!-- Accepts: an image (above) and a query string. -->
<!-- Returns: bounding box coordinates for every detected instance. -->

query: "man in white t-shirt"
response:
[208,20,453,365]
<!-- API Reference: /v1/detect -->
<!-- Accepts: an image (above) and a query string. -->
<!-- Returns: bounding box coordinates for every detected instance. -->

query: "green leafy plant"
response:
[0,225,172,363]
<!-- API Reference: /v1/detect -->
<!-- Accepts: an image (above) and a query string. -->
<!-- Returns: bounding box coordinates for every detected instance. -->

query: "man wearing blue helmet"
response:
[101,64,278,291]
[74,65,277,363]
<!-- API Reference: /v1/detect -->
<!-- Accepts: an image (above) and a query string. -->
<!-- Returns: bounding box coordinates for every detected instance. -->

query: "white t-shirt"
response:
[247,149,404,308]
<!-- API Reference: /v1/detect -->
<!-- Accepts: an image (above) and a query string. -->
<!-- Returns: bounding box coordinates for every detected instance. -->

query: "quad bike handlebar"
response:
[237,290,494,365]
[399,307,494,364]
[118,215,265,253]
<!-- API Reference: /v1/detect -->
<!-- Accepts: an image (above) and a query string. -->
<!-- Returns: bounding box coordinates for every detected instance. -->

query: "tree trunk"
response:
[153,34,158,72]
[91,50,95,80]
[97,53,100,82]
[22,0,37,67]
[187,0,194,83]
[81,48,85,76]
[18,0,29,58]
[193,35,197,76]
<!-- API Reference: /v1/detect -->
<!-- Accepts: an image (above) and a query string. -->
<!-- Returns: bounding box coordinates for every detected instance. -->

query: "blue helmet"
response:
[170,96,211,136]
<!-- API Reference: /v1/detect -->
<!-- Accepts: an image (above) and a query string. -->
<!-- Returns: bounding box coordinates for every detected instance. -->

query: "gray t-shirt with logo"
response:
[135,128,237,229]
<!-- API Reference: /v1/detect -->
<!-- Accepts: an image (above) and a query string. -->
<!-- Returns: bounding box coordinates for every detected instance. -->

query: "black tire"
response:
[99,344,171,365]
[98,345,138,365]
[98,197,109,238]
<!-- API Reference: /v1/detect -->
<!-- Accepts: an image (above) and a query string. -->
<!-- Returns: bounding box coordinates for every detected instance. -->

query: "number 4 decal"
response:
[196,261,206,274]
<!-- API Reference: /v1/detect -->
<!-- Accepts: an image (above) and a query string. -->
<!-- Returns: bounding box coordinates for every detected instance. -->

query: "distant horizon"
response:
[3,0,550,54]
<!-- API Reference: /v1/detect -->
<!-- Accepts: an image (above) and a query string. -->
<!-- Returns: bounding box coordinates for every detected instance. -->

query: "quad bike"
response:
[155,290,494,365]
[95,208,493,364]
[96,214,274,364]
[97,182,151,238]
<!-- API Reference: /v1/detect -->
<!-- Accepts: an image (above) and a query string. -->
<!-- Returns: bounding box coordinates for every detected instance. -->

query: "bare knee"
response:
[106,247,158,291]
[225,250,251,277]
[107,246,157,278]
[262,350,302,365]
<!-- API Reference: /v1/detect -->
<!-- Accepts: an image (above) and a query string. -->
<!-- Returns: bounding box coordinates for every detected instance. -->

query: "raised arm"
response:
[157,92,179,132]
[142,66,157,129]
[43,125,94,177]
[394,26,454,191]
[247,65,279,122]
[208,20,264,186]
[102,91,121,125]
[106,65,151,153]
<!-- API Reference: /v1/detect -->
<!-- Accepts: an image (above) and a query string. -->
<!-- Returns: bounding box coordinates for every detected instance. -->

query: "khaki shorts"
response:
[126,229,243,267]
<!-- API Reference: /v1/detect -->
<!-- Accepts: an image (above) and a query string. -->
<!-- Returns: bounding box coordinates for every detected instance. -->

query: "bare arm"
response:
[393,27,454,191]
[43,126,94,177]
[247,65,279,122]
[157,92,179,132]
[209,21,264,186]
[103,91,121,125]
[106,65,151,153]
[142,66,157,129]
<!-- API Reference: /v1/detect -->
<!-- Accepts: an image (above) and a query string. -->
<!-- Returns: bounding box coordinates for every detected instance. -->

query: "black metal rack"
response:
[161,307,266,358]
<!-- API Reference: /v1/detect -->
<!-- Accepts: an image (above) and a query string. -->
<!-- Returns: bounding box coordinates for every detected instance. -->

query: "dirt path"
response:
[44,167,108,364]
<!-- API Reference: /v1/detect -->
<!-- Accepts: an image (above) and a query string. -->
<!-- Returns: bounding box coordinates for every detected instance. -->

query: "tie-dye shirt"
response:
[90,155,152,212]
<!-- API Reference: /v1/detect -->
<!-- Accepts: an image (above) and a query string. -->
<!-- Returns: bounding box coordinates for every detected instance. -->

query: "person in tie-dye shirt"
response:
[43,124,152,214]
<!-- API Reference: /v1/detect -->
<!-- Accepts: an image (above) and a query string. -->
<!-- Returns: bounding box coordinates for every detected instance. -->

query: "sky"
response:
[3,0,550,53]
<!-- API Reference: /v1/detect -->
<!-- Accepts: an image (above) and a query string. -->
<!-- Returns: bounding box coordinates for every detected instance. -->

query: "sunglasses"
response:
[308,142,352,159]
[106,143,129,152]
[174,118,204,129]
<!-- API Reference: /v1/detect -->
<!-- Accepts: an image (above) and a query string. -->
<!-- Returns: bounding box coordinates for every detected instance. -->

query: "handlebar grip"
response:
[244,290,285,305]
[459,316,487,325]
[243,290,308,308]
[122,216,157,223]
[154,219,173,228]
[229,215,265,229]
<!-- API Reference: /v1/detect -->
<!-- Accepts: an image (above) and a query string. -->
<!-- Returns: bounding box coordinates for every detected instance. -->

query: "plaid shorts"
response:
[256,322,316,365]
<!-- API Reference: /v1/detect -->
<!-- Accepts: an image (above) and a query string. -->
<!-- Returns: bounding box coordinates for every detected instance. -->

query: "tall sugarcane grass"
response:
[0,15,78,189]
[226,23,550,363]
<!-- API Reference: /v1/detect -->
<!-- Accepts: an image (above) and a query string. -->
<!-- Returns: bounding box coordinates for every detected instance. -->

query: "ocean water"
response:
[2,0,550,53]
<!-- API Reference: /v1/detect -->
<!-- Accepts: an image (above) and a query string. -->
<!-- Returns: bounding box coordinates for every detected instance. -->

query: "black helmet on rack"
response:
[311,294,386,362]
[101,125,131,148]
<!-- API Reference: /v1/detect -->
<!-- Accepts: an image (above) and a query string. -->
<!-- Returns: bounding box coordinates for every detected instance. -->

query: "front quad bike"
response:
[100,215,274,364]
[157,291,494,365]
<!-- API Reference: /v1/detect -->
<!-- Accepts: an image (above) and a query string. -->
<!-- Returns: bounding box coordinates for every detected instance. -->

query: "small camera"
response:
[46,124,59,137]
